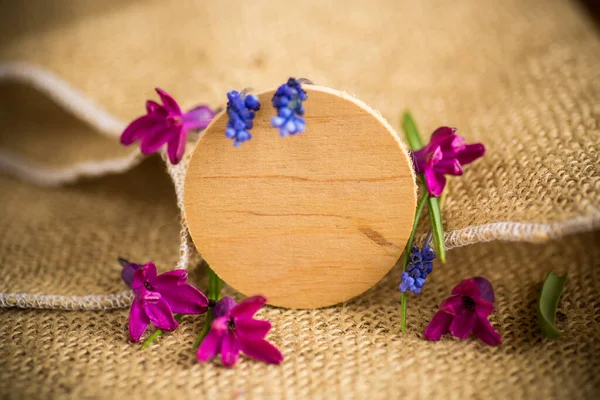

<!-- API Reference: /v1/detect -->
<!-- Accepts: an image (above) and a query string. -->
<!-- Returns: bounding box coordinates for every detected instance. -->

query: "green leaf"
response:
[538,272,567,338]
[207,267,223,301]
[427,197,446,264]
[193,309,214,349]
[401,112,425,150]
[193,265,223,348]
[400,111,446,264]
[400,189,429,334]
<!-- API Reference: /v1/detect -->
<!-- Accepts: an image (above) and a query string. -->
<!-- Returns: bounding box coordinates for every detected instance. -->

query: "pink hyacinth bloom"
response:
[197,296,283,367]
[120,88,215,164]
[411,127,485,197]
[129,263,209,342]
[424,277,502,346]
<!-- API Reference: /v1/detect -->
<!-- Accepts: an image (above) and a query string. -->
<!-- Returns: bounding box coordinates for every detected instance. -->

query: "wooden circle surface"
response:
[184,85,416,308]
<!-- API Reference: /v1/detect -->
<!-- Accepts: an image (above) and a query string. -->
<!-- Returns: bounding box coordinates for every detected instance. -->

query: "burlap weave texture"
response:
[0,0,599,398]
[1,231,598,399]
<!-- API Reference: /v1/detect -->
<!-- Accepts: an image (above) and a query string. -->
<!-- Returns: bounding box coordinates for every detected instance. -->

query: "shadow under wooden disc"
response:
[184,85,416,308]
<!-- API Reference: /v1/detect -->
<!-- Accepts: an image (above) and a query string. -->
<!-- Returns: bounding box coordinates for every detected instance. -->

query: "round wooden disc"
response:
[184,85,416,308]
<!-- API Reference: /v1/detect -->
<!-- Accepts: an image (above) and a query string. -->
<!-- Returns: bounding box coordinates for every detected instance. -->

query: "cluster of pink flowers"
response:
[411,126,485,197]
[425,277,502,345]
[197,296,283,366]
[120,88,215,164]
[122,261,282,366]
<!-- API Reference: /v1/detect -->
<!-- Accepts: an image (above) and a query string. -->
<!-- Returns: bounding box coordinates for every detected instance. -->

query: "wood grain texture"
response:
[184,85,416,308]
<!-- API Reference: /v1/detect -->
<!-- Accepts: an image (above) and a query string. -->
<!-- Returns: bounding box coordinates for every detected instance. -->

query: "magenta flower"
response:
[120,88,215,164]
[424,277,502,346]
[129,263,209,342]
[197,296,283,367]
[411,127,485,197]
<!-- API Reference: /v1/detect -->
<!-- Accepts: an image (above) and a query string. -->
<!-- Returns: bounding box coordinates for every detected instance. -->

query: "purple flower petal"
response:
[140,126,175,155]
[119,258,142,288]
[230,295,267,319]
[473,276,495,304]
[182,105,216,131]
[211,316,230,334]
[157,283,208,315]
[141,263,158,281]
[456,143,486,165]
[131,268,147,292]
[424,310,453,341]
[429,126,456,146]
[120,114,163,145]
[143,296,178,331]
[449,310,476,339]
[435,158,463,176]
[214,297,237,318]
[439,135,466,157]
[155,88,181,114]
[152,269,188,284]
[239,338,284,365]
[439,295,464,316]
[424,168,446,197]
[166,128,187,165]
[146,100,167,115]
[451,279,480,298]
[474,299,494,318]
[129,301,150,342]
[473,316,502,346]
[221,333,241,367]
[197,329,224,362]
[235,319,272,340]
[428,145,444,166]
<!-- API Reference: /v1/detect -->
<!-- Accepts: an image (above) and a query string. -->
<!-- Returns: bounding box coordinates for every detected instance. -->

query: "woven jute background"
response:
[1,230,598,399]
[0,0,599,398]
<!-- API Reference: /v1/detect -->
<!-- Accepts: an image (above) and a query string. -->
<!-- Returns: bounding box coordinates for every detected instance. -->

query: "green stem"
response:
[427,196,446,263]
[193,309,213,348]
[401,111,446,264]
[400,111,448,333]
[208,267,223,302]
[141,314,183,349]
[401,190,429,333]
[193,266,223,348]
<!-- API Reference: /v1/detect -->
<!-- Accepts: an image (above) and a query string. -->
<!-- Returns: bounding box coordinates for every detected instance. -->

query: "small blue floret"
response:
[271,78,308,137]
[399,243,436,294]
[225,90,261,146]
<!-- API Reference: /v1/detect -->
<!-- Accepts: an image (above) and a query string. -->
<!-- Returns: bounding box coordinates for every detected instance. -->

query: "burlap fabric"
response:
[0,0,599,398]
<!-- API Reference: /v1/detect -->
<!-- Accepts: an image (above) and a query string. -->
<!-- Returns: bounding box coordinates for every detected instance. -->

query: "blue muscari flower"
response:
[226,90,261,146]
[399,272,418,294]
[398,244,436,294]
[271,78,308,137]
[421,245,435,261]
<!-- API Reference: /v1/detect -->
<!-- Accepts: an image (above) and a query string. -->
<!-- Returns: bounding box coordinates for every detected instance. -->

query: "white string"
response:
[0,291,133,310]
[163,151,197,271]
[0,62,125,138]
[0,149,143,186]
[419,212,600,249]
